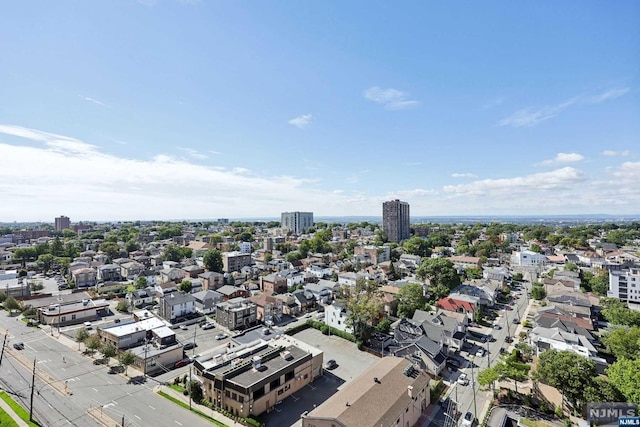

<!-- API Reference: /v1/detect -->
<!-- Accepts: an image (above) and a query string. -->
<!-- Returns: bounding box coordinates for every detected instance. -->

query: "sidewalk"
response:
[154,384,237,427]
[0,392,30,427]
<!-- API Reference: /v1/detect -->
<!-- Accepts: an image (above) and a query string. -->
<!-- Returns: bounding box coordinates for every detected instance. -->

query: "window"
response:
[71,314,76,320]
[60,316,66,322]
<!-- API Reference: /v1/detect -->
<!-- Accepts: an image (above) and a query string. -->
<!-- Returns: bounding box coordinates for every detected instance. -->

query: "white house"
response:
[324,302,352,334]
[306,263,332,279]
[510,250,547,267]
[337,272,358,287]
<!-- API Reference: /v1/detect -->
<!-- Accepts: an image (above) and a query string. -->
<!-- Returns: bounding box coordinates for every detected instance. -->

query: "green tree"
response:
[85,334,102,357]
[514,342,536,362]
[530,285,546,300]
[187,379,204,403]
[397,283,426,318]
[534,350,596,412]
[116,300,130,313]
[37,253,55,271]
[403,237,431,257]
[602,326,640,360]
[75,327,90,351]
[118,351,136,376]
[50,237,64,257]
[202,249,223,272]
[416,258,461,297]
[179,280,193,293]
[601,298,640,327]
[607,359,640,403]
[163,244,185,262]
[135,276,148,289]
[13,248,37,267]
[583,377,625,404]
[264,252,273,264]
[101,343,117,365]
[512,272,523,282]
[564,262,579,272]
[345,280,382,342]
[375,318,392,334]
[477,365,500,387]
[464,266,483,279]
[529,243,542,253]
[100,242,120,260]
[3,297,21,314]
[125,240,140,254]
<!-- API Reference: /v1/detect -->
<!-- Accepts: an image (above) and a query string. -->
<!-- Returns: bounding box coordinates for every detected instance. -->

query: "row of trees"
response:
[75,328,135,375]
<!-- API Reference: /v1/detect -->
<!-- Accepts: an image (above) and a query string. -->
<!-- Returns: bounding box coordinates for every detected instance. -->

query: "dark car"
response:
[325,359,338,370]
[499,347,506,354]
[505,336,513,343]
[13,342,24,350]
[182,341,197,350]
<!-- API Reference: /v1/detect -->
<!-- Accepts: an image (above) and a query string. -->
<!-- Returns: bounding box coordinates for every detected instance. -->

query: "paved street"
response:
[0,313,213,427]
[427,281,532,427]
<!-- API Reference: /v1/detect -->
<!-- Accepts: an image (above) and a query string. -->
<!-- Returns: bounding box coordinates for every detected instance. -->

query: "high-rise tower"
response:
[382,200,410,242]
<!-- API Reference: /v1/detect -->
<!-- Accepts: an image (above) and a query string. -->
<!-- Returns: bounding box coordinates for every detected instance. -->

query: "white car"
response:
[457,373,469,386]
[461,411,474,427]
[476,348,485,357]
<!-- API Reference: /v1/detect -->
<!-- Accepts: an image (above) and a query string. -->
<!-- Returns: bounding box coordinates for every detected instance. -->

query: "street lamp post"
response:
[470,356,478,417]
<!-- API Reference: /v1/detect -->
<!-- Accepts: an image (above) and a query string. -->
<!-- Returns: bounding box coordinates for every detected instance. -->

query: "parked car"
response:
[476,348,485,357]
[461,411,474,427]
[492,324,502,330]
[447,358,461,368]
[214,334,227,340]
[457,373,469,386]
[325,359,338,370]
[13,342,24,350]
[505,336,513,343]
[512,318,519,324]
[201,322,215,330]
[174,358,192,368]
[179,324,188,330]
[499,347,506,354]
[182,341,197,350]
[84,321,92,329]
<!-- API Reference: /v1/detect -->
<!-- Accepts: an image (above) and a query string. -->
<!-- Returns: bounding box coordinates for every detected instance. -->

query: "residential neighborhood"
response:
[1,210,640,427]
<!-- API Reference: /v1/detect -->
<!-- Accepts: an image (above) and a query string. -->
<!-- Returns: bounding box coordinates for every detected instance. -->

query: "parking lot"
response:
[292,328,380,383]
[258,327,381,427]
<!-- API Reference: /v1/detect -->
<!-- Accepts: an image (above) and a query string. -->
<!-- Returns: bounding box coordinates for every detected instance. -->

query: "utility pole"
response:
[0,334,7,367]
[143,340,148,377]
[29,358,36,422]
[189,366,192,410]
[193,326,197,358]
[471,356,477,417]
[121,414,125,426]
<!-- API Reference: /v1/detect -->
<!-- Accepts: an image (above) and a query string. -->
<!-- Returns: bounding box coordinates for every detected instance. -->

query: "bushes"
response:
[295,319,357,342]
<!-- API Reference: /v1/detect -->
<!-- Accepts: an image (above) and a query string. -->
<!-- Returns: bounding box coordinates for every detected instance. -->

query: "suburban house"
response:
[409,309,467,353]
[291,289,316,312]
[273,293,301,316]
[120,261,145,280]
[126,289,154,308]
[324,301,351,334]
[448,255,482,269]
[392,331,447,376]
[154,281,178,299]
[450,284,496,307]
[157,292,196,323]
[71,267,97,288]
[303,280,338,304]
[483,266,510,282]
[216,285,249,300]
[306,263,332,279]
[337,272,358,287]
[301,356,431,427]
[215,297,258,331]
[159,268,186,284]
[199,271,225,290]
[436,294,479,321]
[191,289,223,314]
[275,269,305,288]
[182,264,205,279]
[259,274,288,295]
[247,293,283,325]
[194,335,323,418]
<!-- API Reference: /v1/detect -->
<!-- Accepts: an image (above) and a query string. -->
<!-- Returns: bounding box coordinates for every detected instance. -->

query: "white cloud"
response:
[177,146,208,160]
[482,96,505,109]
[602,150,630,157]
[451,172,478,179]
[443,167,586,197]
[612,161,640,182]
[0,124,369,221]
[364,86,420,110]
[498,98,577,127]
[83,97,110,108]
[288,114,312,129]
[499,87,630,127]
[539,152,584,166]
[589,87,630,104]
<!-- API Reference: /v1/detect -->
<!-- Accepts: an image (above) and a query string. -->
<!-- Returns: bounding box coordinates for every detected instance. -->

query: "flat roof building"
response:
[383,200,410,243]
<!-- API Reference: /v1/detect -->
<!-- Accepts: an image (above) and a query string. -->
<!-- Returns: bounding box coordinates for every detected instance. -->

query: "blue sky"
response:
[1,1,639,221]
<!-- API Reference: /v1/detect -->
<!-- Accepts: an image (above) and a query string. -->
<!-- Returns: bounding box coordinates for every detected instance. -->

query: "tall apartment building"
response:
[280,211,314,235]
[55,215,70,232]
[608,267,640,302]
[382,199,410,243]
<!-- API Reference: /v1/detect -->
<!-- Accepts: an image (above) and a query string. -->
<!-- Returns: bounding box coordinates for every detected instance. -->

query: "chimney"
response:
[407,385,413,399]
